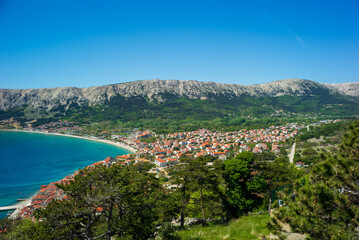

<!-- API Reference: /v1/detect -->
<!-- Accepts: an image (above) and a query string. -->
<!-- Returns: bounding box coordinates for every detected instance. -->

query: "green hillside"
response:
[2,93,358,133]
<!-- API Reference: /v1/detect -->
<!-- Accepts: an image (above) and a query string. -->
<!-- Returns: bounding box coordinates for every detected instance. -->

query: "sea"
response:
[0,130,131,219]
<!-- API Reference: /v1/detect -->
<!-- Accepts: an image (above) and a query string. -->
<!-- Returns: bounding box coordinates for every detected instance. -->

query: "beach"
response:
[9,196,33,219]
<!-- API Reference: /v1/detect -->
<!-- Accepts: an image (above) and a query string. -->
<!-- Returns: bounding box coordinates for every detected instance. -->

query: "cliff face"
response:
[0,79,358,111]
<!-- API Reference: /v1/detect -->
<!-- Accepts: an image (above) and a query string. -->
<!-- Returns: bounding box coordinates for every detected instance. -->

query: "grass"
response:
[177,213,270,240]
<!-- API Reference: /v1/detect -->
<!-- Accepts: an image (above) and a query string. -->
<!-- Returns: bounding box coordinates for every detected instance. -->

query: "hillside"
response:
[1,79,358,132]
[0,78,358,111]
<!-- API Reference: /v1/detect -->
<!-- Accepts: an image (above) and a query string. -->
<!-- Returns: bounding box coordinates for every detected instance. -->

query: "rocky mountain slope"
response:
[0,79,358,111]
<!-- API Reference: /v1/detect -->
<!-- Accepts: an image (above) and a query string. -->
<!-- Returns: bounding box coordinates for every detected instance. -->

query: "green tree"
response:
[35,162,162,240]
[171,155,195,229]
[260,155,302,213]
[0,218,49,240]
[270,120,359,239]
[340,120,359,160]
[190,156,222,225]
[261,156,300,190]
[222,152,267,218]
[172,155,223,227]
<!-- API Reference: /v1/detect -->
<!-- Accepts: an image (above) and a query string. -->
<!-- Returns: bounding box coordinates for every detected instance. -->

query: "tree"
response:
[35,162,163,240]
[270,120,359,239]
[0,218,49,240]
[171,155,195,229]
[172,155,223,227]
[259,156,302,213]
[222,152,267,218]
[190,156,222,225]
[340,120,359,160]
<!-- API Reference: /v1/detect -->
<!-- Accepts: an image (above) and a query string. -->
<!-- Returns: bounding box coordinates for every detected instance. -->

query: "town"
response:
[13,122,304,219]
[116,123,301,167]
[26,120,83,133]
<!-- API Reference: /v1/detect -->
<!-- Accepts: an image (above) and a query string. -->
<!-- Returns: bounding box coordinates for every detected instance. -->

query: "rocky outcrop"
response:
[0,79,357,111]
[324,82,359,97]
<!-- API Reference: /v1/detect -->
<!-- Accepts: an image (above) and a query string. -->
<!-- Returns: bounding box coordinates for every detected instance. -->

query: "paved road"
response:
[289,142,296,164]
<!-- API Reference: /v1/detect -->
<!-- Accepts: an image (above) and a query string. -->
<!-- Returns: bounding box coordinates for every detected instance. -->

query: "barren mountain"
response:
[0,79,358,111]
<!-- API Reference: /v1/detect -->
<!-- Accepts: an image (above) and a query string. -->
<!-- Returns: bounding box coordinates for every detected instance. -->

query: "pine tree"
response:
[172,155,222,227]
[35,162,162,239]
[270,120,359,239]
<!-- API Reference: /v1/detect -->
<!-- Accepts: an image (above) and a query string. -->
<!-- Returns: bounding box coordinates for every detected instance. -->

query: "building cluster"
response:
[5,119,344,220]
[116,124,302,168]
[16,156,117,219]
[13,123,304,219]
[27,120,82,133]
[17,179,68,219]
[14,123,302,219]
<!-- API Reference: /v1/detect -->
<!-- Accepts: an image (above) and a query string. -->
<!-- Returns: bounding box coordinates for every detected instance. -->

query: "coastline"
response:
[0,129,137,218]
[9,195,34,219]
[0,129,137,154]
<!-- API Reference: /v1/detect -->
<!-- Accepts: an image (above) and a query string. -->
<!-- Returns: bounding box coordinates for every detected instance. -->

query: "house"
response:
[296,161,307,168]
[135,131,152,139]
[116,155,132,161]
[121,160,133,165]
[155,158,167,167]
[111,135,121,140]
[213,151,226,157]
[252,147,262,153]
[135,158,151,163]
[256,143,268,150]
[166,158,178,166]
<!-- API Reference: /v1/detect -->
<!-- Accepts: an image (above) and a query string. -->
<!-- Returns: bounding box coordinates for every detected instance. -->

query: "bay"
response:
[0,130,131,219]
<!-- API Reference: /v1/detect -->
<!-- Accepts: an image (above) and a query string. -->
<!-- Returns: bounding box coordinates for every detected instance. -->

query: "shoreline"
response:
[0,129,137,154]
[9,195,35,219]
[0,129,137,218]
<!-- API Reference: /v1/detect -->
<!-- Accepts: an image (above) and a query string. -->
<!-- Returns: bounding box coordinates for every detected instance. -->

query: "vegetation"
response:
[297,120,350,141]
[2,93,358,133]
[222,152,267,218]
[171,155,224,228]
[293,120,353,165]
[269,120,359,239]
[0,152,281,239]
[177,213,270,240]
[0,121,358,239]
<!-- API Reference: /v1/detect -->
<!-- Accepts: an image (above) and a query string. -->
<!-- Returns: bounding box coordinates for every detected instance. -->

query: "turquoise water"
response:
[0,131,131,219]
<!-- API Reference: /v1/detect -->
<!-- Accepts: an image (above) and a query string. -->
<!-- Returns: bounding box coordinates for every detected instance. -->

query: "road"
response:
[289,142,296,164]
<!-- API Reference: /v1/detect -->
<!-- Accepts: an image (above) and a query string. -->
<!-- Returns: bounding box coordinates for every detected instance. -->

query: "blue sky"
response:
[0,0,358,89]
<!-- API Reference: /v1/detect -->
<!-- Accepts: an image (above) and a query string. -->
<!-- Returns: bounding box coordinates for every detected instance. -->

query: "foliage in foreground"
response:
[0,152,276,239]
[269,120,359,239]
[171,152,270,229]
[2,121,357,239]
[0,162,174,240]
[177,213,270,240]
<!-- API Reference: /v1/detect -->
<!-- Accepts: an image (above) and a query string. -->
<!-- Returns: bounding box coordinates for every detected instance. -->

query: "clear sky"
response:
[0,0,358,89]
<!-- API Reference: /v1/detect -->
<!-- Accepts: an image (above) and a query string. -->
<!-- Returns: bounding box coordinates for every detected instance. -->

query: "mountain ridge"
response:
[0,78,358,111]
